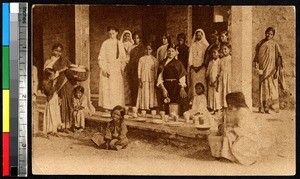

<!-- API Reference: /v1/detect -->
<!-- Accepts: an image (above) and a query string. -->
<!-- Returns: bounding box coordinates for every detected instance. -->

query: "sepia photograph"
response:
[31,5,295,175]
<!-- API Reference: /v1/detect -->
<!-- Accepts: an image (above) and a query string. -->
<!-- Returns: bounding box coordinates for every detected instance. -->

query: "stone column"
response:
[230,6,253,109]
[75,5,91,101]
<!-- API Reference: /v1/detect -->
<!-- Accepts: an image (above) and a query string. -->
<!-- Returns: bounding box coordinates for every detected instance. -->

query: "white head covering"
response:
[120,30,134,45]
[192,29,209,47]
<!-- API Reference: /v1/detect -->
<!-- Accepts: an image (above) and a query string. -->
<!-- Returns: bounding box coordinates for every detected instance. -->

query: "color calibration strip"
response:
[10,2,20,176]
[18,3,29,177]
[2,3,28,177]
[2,2,10,176]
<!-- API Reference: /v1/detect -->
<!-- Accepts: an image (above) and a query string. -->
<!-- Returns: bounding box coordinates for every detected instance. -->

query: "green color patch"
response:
[2,46,10,89]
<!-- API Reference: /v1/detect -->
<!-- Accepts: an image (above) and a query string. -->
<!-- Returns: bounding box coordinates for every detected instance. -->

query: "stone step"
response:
[36,103,211,140]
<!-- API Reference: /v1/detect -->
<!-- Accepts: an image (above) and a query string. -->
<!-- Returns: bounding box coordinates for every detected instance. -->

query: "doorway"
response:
[192,6,230,38]
[141,6,167,51]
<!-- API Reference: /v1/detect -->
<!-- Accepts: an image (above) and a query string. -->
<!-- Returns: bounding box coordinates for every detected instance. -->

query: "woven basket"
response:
[207,134,223,158]
[65,68,89,82]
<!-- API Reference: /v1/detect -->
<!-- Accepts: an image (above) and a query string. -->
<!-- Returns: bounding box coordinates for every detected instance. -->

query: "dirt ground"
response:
[32,109,295,176]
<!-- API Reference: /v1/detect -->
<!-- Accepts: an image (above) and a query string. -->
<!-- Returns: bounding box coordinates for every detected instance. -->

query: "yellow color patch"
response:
[3,90,10,132]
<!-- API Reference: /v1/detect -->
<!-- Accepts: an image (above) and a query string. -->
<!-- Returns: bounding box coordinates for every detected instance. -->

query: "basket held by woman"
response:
[65,64,89,82]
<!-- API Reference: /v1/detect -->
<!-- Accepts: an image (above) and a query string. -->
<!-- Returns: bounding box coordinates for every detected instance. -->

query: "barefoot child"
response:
[71,85,91,131]
[136,43,158,110]
[42,68,62,137]
[219,42,232,109]
[105,106,129,150]
[92,106,128,151]
[206,44,221,114]
[183,83,211,124]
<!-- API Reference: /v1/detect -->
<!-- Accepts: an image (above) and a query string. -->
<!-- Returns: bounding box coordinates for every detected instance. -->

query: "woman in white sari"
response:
[254,27,286,113]
[120,30,134,105]
[216,92,260,165]
[98,26,126,110]
[188,29,209,97]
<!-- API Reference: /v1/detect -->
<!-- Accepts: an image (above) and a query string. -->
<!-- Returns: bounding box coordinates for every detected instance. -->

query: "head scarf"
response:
[120,30,134,45]
[192,29,209,47]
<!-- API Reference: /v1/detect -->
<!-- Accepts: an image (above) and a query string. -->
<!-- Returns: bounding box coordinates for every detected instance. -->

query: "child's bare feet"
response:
[115,145,122,151]
[53,133,60,137]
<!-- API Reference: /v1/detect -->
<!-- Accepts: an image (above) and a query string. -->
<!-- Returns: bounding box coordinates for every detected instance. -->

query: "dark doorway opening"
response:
[192,6,230,38]
[141,6,167,51]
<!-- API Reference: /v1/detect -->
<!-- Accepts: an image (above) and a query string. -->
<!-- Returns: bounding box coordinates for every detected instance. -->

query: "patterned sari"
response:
[254,39,285,111]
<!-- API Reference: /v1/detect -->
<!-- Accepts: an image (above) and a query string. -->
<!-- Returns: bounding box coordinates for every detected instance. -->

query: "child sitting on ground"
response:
[183,83,211,124]
[71,85,92,132]
[92,105,128,151]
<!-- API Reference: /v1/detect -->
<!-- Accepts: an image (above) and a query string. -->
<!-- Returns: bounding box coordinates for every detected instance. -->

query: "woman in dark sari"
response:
[44,43,74,132]
[157,43,189,115]
[127,32,145,106]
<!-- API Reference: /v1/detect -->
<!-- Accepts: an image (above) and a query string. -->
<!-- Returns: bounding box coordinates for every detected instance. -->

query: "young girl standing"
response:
[136,44,158,110]
[219,42,232,108]
[206,45,221,113]
[219,31,229,58]
[42,68,62,137]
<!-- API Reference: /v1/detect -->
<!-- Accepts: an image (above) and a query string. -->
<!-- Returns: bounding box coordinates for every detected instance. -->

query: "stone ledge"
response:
[36,105,211,140]
[87,114,211,139]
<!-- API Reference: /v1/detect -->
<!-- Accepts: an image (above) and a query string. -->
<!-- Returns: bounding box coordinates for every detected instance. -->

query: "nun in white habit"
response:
[188,29,209,97]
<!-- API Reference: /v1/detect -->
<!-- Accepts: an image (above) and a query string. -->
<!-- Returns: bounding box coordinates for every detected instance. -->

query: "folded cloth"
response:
[91,132,106,147]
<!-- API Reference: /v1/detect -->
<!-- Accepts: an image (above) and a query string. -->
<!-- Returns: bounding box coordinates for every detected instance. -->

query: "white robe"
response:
[188,41,208,96]
[206,58,221,111]
[136,55,158,109]
[219,55,232,107]
[98,38,126,109]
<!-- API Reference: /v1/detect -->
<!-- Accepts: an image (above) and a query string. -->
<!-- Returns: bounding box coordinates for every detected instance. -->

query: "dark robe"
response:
[158,58,190,115]
[176,44,189,70]
[127,43,145,106]
[52,57,73,129]
[42,79,59,102]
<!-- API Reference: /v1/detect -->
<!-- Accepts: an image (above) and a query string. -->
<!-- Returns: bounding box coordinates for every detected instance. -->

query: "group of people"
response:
[37,25,286,164]
[42,43,94,137]
[97,26,234,118]
[92,26,287,165]
[98,26,286,116]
